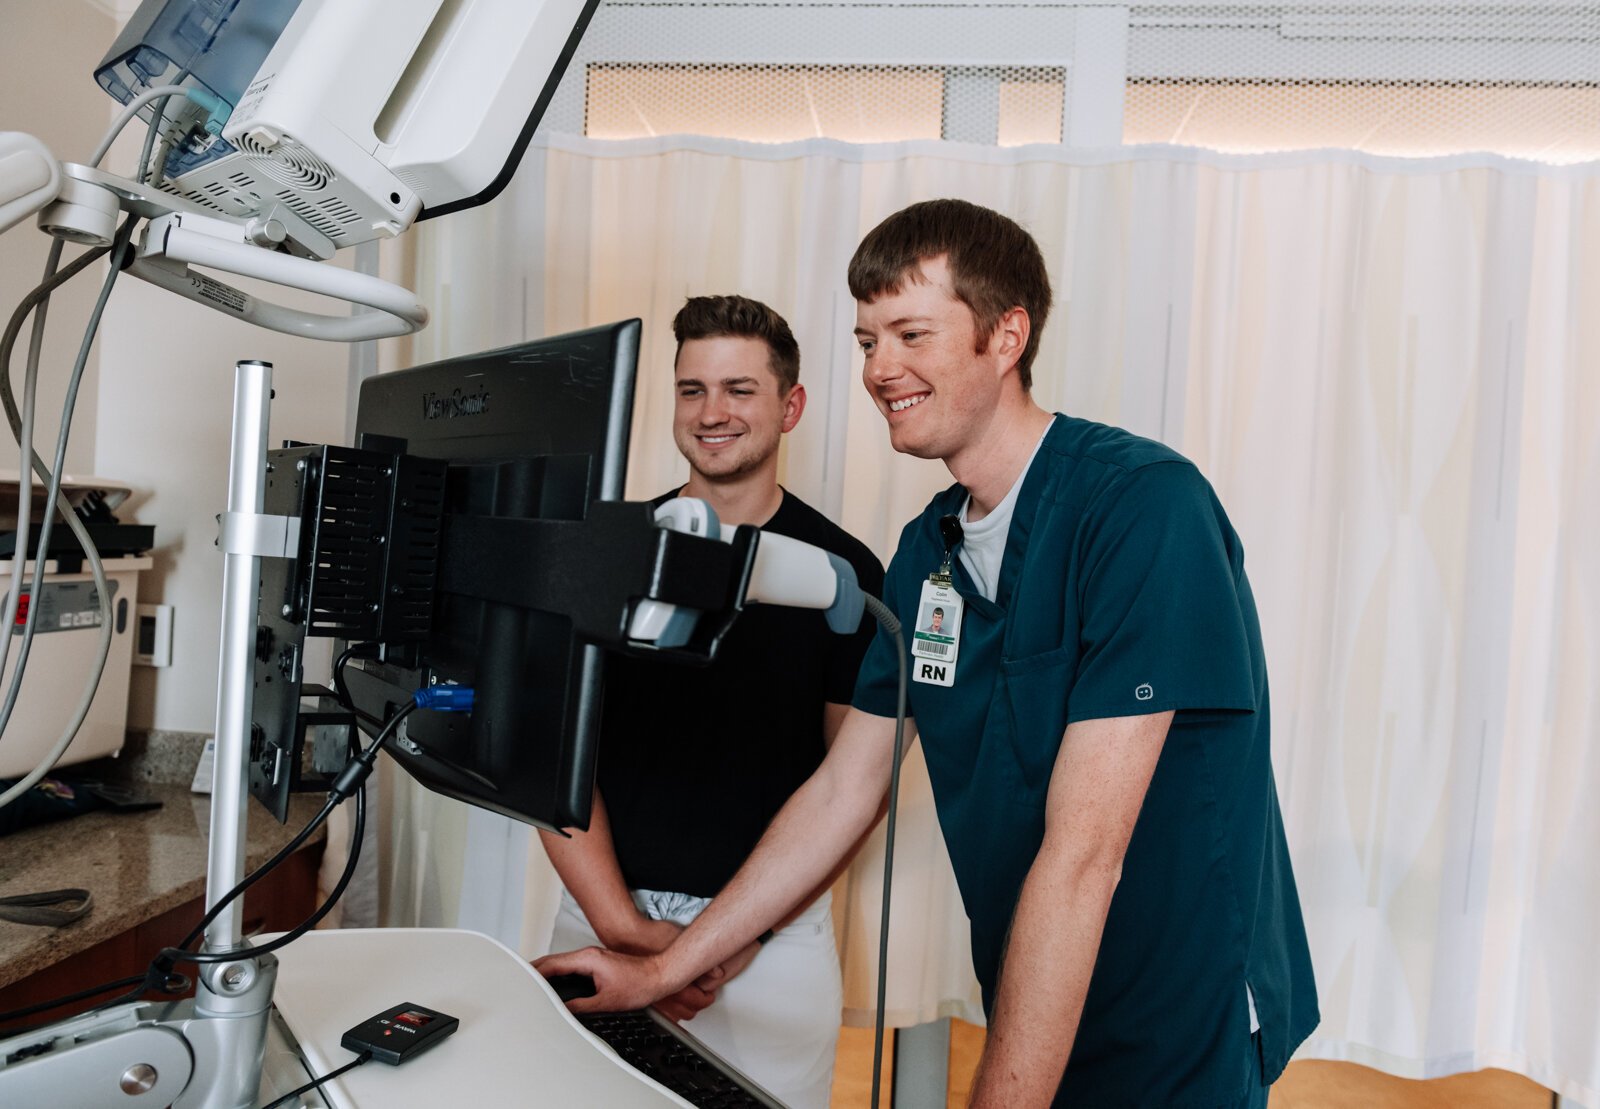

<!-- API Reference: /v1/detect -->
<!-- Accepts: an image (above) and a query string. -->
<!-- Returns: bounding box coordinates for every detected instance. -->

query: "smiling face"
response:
[672,335,804,483]
[854,255,1023,462]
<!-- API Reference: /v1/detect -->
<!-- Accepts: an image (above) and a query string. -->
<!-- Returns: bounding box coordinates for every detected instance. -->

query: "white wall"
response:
[1,0,356,733]
[96,273,353,732]
[0,0,119,477]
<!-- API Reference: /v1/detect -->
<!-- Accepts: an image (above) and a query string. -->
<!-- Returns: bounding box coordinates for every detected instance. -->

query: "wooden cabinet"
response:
[0,842,323,1026]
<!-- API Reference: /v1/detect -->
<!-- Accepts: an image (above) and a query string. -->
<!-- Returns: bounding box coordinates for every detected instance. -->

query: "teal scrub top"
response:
[853,415,1318,1107]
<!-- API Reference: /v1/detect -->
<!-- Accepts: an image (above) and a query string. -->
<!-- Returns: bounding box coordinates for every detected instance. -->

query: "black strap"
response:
[0,888,94,927]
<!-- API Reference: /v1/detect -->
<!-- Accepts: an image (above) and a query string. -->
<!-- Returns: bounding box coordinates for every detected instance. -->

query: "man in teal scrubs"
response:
[539,199,1319,1106]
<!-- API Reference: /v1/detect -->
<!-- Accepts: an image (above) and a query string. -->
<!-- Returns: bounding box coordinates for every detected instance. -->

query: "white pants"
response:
[551,888,842,1109]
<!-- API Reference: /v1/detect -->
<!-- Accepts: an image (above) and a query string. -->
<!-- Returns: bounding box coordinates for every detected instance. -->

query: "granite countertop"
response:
[0,780,329,990]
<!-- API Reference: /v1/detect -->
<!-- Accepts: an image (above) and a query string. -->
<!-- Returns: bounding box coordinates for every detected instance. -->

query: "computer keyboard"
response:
[577,1010,786,1108]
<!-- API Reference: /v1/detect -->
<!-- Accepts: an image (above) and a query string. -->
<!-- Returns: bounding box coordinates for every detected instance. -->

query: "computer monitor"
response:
[342,320,640,832]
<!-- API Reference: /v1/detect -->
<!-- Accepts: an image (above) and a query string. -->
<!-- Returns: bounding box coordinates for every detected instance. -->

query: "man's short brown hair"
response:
[672,295,800,392]
[847,199,1052,391]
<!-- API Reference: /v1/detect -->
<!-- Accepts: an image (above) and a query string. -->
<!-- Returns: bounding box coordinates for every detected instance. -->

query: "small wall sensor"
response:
[135,603,173,667]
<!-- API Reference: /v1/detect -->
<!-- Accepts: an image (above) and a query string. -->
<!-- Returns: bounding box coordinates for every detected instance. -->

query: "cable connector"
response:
[412,686,475,712]
[330,757,376,801]
[182,88,229,135]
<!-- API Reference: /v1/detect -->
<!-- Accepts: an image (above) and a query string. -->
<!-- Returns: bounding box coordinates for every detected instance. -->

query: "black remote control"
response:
[341,1003,460,1066]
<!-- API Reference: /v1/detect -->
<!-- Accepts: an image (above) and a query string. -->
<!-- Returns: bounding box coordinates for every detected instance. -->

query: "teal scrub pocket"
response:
[1000,646,1075,791]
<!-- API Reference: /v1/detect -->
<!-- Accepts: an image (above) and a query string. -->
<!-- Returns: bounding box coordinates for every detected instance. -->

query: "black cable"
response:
[0,784,347,1032]
[861,594,909,1109]
[159,766,366,971]
[7,769,373,1033]
[2,702,416,1037]
[177,697,411,951]
[154,702,416,972]
[167,683,392,957]
[0,959,191,1037]
[332,641,384,728]
[0,973,145,1028]
[129,768,370,988]
[172,794,341,955]
[331,643,363,709]
[0,100,400,1039]
[258,1050,372,1109]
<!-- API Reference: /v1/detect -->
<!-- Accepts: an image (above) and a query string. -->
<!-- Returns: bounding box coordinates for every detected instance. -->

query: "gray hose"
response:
[0,237,64,684]
[0,89,175,684]
[862,593,908,1109]
[89,85,189,169]
[0,94,177,807]
[0,220,131,807]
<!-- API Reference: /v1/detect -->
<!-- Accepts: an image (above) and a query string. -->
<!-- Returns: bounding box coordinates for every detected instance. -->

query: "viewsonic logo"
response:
[421,387,491,421]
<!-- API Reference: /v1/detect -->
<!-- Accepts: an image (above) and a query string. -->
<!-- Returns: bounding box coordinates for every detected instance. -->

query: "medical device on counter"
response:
[0,473,152,780]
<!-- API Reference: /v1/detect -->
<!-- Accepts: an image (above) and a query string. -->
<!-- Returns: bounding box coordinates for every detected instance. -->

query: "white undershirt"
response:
[957,419,1053,601]
[957,416,1262,1035]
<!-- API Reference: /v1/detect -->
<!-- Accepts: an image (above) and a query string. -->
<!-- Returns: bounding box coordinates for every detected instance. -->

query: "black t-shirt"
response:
[597,489,885,897]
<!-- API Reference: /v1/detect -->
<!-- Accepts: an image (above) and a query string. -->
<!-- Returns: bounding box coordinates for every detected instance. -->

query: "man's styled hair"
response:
[847,198,1053,391]
[672,295,801,392]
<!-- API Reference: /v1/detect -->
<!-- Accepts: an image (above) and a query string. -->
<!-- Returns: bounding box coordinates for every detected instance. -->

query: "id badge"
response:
[911,579,963,687]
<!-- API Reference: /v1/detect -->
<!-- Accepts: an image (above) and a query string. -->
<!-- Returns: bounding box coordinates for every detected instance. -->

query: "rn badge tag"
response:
[911,579,963,687]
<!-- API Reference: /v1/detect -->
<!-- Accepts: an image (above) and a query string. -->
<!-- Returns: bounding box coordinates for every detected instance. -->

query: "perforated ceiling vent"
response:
[537,2,1600,163]
[1125,4,1600,163]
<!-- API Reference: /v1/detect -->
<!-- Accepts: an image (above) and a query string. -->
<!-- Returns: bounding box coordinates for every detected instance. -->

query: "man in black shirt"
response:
[539,295,884,1108]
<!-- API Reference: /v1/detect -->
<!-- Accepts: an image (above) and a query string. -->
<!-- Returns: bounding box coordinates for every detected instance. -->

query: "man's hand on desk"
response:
[535,945,676,1014]
[534,937,764,1024]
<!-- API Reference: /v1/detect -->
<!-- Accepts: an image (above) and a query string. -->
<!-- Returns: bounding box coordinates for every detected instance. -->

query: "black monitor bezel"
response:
[345,319,640,833]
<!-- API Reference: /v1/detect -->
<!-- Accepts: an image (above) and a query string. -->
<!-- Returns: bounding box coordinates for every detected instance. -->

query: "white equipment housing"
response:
[0,132,61,236]
[0,475,149,780]
[173,0,596,260]
[629,498,865,648]
[0,0,602,340]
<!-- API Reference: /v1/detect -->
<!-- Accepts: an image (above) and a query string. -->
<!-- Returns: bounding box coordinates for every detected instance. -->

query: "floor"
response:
[829,1022,1555,1108]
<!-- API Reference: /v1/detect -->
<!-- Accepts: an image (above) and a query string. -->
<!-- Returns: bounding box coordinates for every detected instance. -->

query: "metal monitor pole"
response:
[185,357,296,1108]
[207,358,273,947]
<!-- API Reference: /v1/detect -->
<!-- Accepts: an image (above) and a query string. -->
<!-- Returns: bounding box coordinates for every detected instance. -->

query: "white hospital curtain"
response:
[405,134,1600,1100]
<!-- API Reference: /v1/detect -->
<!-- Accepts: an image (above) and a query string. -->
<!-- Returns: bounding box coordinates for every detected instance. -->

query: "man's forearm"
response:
[969,850,1121,1108]
[651,711,899,992]
[538,792,643,948]
[773,793,890,932]
[970,711,1171,1107]
[771,702,891,933]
